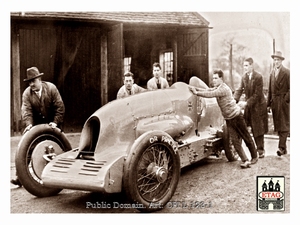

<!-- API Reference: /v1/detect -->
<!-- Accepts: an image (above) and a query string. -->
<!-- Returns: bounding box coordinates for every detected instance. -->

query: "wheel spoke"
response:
[158,150,162,166]
[141,183,161,195]
[138,171,160,195]
[151,147,158,164]
[142,149,153,164]
[137,170,156,182]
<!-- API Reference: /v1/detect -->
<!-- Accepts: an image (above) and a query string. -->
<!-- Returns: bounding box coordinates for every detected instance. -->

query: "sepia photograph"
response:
[4,0,298,224]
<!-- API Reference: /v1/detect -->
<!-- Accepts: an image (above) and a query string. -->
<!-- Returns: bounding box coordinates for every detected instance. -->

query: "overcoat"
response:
[267,66,290,132]
[234,70,268,137]
[21,81,65,128]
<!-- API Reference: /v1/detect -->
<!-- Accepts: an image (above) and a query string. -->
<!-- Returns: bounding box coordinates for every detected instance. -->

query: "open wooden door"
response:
[107,23,124,102]
[177,27,209,85]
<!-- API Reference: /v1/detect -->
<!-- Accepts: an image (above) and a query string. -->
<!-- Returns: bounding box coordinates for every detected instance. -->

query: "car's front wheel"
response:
[15,124,72,197]
[123,131,180,212]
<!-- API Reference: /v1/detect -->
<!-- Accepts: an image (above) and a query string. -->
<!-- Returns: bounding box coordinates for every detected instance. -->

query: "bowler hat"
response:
[24,67,44,82]
[271,51,285,60]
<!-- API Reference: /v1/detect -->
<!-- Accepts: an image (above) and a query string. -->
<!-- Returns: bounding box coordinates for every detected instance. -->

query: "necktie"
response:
[157,79,161,89]
[128,90,131,95]
[275,68,279,79]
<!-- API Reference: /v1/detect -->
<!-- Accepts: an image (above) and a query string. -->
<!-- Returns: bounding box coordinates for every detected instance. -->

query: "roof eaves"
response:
[11,12,210,27]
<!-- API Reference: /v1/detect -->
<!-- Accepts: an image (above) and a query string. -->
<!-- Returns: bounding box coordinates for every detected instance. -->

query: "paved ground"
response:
[10,133,289,189]
[8,133,293,225]
[10,134,290,215]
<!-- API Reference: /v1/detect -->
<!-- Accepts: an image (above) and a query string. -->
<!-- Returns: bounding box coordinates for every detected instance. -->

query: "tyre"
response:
[15,124,72,197]
[123,131,180,212]
[222,124,239,162]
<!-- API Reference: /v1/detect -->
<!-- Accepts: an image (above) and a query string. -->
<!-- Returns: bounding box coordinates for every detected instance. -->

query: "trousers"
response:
[226,113,257,161]
[254,135,265,155]
[278,131,289,151]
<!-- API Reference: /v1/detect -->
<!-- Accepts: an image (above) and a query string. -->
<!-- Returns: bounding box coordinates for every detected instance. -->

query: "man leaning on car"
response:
[117,72,146,99]
[189,69,258,169]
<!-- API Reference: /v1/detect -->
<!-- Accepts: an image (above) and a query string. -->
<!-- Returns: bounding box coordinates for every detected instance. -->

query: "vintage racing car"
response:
[15,76,238,212]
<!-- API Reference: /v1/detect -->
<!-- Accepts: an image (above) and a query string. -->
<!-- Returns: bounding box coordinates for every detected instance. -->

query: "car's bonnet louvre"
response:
[49,158,107,176]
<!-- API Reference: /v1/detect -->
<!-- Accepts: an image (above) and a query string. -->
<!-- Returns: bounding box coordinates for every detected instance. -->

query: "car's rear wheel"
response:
[15,124,72,197]
[123,131,180,212]
[222,124,239,162]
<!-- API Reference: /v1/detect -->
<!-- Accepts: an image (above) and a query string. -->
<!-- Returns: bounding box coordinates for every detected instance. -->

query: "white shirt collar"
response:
[35,86,42,97]
[247,72,252,80]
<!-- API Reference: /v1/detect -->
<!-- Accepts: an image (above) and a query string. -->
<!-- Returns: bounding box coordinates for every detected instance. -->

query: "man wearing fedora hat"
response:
[267,51,290,156]
[11,67,65,187]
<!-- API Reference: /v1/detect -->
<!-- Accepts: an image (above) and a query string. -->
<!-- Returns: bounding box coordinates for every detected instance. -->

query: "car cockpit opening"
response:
[77,116,100,160]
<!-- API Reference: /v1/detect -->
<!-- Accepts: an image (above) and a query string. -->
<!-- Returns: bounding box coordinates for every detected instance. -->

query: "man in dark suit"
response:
[234,57,268,160]
[267,51,290,156]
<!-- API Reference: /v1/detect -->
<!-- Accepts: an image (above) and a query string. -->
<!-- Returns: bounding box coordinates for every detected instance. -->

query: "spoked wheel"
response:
[15,124,72,197]
[123,131,180,212]
[222,124,239,162]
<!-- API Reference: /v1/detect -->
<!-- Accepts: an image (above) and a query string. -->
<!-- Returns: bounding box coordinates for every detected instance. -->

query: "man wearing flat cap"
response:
[11,67,65,187]
[267,51,290,156]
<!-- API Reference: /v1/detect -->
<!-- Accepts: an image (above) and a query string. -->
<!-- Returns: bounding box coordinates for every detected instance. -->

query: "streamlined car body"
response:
[15,77,237,212]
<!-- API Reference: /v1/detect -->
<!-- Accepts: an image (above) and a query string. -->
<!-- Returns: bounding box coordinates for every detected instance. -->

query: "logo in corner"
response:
[257,176,285,211]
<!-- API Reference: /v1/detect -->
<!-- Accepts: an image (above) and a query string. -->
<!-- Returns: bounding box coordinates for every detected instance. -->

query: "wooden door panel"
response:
[107,23,123,102]
[177,28,209,85]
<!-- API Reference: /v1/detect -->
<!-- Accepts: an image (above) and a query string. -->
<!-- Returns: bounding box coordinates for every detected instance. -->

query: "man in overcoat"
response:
[267,51,290,156]
[21,67,65,131]
[11,67,65,186]
[234,57,268,159]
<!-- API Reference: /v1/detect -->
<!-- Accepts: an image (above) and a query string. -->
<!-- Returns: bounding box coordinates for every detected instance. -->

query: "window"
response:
[124,57,131,73]
[160,51,173,84]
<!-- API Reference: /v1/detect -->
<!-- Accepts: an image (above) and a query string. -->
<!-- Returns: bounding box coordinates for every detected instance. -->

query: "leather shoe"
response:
[11,178,22,187]
[240,160,251,168]
[258,150,265,158]
[251,157,258,164]
[277,148,287,156]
